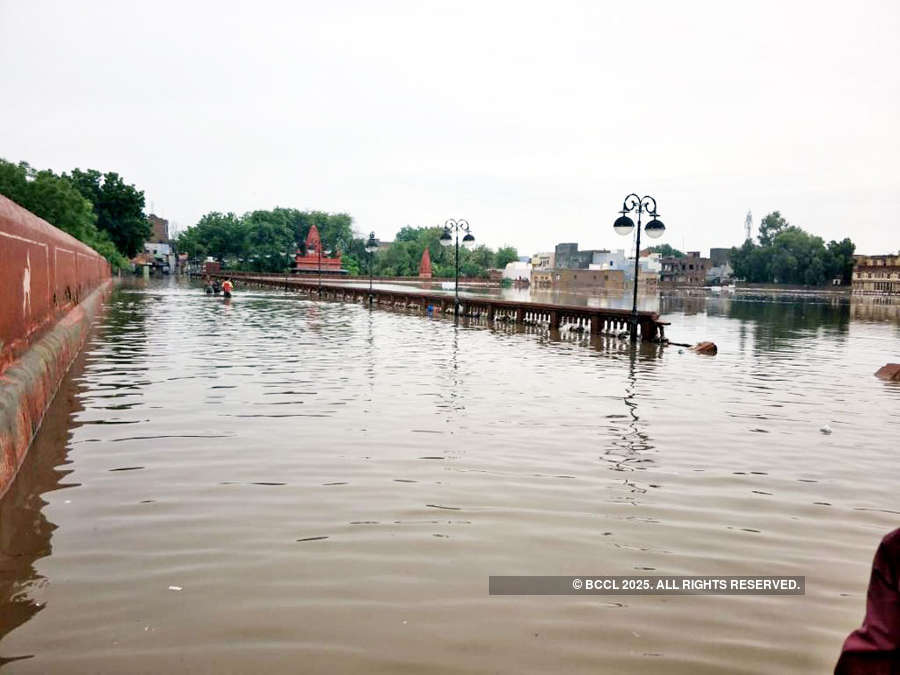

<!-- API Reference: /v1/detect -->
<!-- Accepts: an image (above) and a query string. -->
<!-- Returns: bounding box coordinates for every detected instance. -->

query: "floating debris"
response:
[874,363,900,381]
[691,341,718,355]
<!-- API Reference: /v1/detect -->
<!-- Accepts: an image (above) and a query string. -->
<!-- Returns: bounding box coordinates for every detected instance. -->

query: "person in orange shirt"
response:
[222,279,234,298]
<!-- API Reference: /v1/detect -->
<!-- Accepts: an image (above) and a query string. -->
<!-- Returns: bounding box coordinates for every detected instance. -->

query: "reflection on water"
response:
[0,351,87,667]
[0,277,898,674]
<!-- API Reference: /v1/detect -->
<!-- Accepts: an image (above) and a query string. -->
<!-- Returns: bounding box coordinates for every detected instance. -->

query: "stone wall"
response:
[0,194,111,497]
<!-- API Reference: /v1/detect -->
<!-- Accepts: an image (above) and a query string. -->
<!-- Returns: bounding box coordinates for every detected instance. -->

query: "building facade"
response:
[587,249,661,287]
[503,261,532,282]
[554,243,612,269]
[531,251,555,269]
[138,214,175,273]
[532,268,625,291]
[852,254,900,294]
[660,252,711,286]
[148,214,169,243]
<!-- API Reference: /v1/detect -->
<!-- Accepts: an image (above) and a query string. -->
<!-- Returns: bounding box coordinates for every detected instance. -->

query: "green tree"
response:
[67,169,150,256]
[646,243,684,258]
[728,212,855,286]
[494,246,519,269]
[241,210,297,272]
[758,211,789,247]
[0,159,96,240]
[177,208,359,274]
[185,212,245,261]
[464,245,494,277]
[825,238,856,284]
[0,158,128,269]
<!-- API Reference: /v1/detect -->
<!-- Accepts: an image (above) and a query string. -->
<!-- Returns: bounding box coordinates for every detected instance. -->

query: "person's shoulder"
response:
[882,528,900,551]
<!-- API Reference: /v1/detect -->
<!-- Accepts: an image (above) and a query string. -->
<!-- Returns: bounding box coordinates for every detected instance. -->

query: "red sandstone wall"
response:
[0,194,110,376]
[0,193,112,498]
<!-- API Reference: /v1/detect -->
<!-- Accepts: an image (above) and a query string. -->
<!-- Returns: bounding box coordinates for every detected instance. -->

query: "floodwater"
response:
[294,277,664,310]
[1,278,898,674]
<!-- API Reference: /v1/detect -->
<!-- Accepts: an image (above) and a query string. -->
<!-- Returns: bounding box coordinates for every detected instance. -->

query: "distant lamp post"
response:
[614,194,666,342]
[439,219,475,316]
[365,232,378,306]
[317,236,323,294]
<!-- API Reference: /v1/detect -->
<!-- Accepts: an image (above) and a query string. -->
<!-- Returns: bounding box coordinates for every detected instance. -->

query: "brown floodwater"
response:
[1,278,898,673]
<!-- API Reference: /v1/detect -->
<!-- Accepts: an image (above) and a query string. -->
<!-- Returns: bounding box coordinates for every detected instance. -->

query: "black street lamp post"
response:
[439,219,475,316]
[613,194,666,342]
[365,232,378,306]
[317,237,322,294]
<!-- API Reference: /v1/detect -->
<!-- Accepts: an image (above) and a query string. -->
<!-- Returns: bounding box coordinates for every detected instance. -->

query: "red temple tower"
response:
[293,225,344,274]
[419,248,432,279]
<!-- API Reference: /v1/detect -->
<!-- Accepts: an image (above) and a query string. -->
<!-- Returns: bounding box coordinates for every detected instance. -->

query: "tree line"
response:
[176,209,359,273]
[0,158,148,269]
[178,215,519,278]
[374,226,518,278]
[729,212,855,286]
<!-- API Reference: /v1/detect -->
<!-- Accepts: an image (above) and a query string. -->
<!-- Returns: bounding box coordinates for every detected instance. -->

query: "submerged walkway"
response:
[207,272,668,341]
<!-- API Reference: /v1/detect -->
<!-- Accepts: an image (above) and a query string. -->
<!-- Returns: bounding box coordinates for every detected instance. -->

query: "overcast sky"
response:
[2,1,898,256]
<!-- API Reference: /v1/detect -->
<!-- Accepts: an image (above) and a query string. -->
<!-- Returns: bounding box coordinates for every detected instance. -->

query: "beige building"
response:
[531,251,555,269]
[852,254,900,294]
[532,268,625,291]
[637,268,659,290]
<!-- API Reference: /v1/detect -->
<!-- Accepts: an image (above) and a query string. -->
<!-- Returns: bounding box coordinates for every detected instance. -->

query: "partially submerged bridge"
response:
[207,272,669,342]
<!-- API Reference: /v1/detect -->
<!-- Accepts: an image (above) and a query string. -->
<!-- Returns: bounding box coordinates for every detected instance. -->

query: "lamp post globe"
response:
[462,232,476,250]
[439,229,453,247]
[365,232,378,253]
[613,215,636,236]
[644,218,666,239]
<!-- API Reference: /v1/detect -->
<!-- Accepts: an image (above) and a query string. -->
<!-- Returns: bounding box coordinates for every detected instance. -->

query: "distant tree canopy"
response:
[181,215,518,279]
[729,211,855,285]
[177,208,355,273]
[646,243,685,258]
[372,226,516,278]
[0,158,132,269]
[494,246,520,269]
[65,168,150,257]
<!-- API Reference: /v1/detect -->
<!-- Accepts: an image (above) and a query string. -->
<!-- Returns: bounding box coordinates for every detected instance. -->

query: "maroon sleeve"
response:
[835,529,900,674]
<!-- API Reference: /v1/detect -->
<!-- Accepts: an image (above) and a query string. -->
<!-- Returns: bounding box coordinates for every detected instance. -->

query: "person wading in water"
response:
[222,278,234,299]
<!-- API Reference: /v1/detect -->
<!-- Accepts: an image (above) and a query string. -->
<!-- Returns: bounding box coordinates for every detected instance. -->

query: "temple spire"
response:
[419,248,432,279]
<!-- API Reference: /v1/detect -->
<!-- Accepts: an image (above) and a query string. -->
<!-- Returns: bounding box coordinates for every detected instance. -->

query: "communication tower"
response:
[744,210,753,242]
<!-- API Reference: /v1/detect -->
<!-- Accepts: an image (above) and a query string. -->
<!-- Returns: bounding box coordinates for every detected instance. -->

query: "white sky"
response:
[2,1,898,256]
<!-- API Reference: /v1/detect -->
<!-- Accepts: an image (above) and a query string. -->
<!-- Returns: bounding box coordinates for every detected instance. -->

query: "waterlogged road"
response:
[1,278,898,673]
